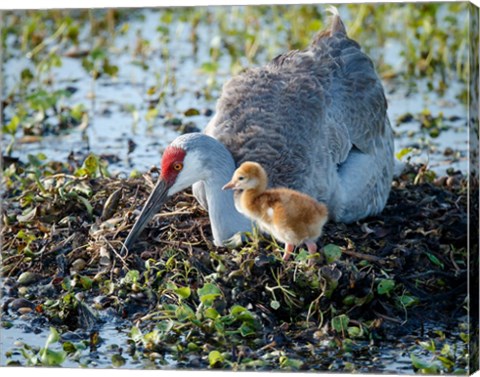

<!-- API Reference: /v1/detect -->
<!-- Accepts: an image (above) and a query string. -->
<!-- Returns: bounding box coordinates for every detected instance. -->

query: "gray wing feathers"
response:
[209,21,387,166]
[314,33,388,155]
[210,67,326,193]
[206,10,394,221]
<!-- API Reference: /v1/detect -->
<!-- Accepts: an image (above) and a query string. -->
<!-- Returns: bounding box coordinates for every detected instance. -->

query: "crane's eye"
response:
[238,176,244,181]
[173,162,183,171]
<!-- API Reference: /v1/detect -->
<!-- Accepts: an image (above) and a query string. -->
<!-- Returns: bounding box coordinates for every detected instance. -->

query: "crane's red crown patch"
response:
[161,146,187,184]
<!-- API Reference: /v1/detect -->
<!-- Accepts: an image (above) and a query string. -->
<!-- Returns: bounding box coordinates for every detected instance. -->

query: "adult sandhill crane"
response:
[122,7,394,252]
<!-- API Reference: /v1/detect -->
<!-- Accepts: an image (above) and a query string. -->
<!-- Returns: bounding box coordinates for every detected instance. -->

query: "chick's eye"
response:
[173,163,183,171]
[238,176,244,181]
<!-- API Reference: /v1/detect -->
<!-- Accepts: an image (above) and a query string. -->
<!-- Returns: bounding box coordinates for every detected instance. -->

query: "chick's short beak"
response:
[122,178,170,254]
[222,180,237,191]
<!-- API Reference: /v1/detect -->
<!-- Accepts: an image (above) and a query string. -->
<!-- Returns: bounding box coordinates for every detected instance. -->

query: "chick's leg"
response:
[305,241,317,255]
[305,241,318,266]
[283,243,295,261]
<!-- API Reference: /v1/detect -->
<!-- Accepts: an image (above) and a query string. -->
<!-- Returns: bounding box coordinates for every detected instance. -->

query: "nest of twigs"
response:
[2,161,469,320]
[1,160,474,371]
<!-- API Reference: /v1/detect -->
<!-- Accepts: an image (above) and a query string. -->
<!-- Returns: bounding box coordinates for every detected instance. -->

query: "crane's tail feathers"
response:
[326,6,347,35]
[312,6,346,45]
[326,5,339,17]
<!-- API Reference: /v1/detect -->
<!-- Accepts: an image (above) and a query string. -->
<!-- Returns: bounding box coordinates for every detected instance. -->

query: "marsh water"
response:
[1,3,471,372]
[3,7,469,175]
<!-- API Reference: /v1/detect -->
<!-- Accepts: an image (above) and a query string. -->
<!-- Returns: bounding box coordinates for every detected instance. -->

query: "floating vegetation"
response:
[1,3,469,145]
[1,154,469,371]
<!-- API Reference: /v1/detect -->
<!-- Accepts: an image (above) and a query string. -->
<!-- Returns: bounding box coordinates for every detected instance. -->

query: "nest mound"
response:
[1,160,471,369]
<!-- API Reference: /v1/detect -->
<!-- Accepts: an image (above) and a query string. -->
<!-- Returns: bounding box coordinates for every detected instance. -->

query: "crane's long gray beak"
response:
[122,178,169,255]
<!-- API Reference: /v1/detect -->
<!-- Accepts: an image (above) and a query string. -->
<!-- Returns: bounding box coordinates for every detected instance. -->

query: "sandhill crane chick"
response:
[223,161,329,261]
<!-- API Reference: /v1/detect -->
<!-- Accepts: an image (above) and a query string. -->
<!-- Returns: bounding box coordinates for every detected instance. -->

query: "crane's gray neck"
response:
[204,159,252,246]
[173,133,252,246]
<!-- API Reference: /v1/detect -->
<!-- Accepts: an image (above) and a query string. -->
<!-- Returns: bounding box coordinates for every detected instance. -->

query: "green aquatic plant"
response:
[19,327,67,366]
[82,47,119,80]
[411,330,469,374]
[74,154,109,179]
[127,273,262,363]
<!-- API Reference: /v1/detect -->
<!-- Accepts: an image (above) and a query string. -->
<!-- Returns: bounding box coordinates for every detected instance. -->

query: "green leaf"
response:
[129,169,142,178]
[74,167,88,177]
[129,326,143,342]
[198,283,222,305]
[45,326,60,347]
[62,341,76,354]
[419,339,436,352]
[79,275,93,290]
[323,244,342,263]
[342,295,356,306]
[111,354,126,368]
[123,270,140,284]
[187,342,200,352]
[184,108,200,117]
[27,153,46,167]
[204,307,220,320]
[459,332,469,343]
[377,279,395,295]
[21,68,34,82]
[230,305,254,321]
[157,320,174,334]
[84,154,99,176]
[70,104,85,121]
[17,230,36,243]
[75,195,93,216]
[174,286,191,300]
[279,355,303,369]
[440,343,451,356]
[81,57,94,72]
[90,47,106,61]
[208,350,224,367]
[62,277,72,291]
[145,108,158,122]
[3,115,20,135]
[410,353,440,373]
[239,322,256,337]
[437,355,454,369]
[39,327,66,366]
[175,304,195,322]
[426,252,444,269]
[201,62,219,74]
[294,248,309,262]
[398,294,419,308]
[331,314,349,334]
[214,320,225,333]
[395,147,413,160]
[103,59,119,77]
[410,353,431,369]
[143,330,160,346]
[39,349,66,366]
[347,326,363,338]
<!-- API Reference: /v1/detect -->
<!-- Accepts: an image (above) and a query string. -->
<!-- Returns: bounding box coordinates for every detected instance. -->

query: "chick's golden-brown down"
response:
[223,161,328,261]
